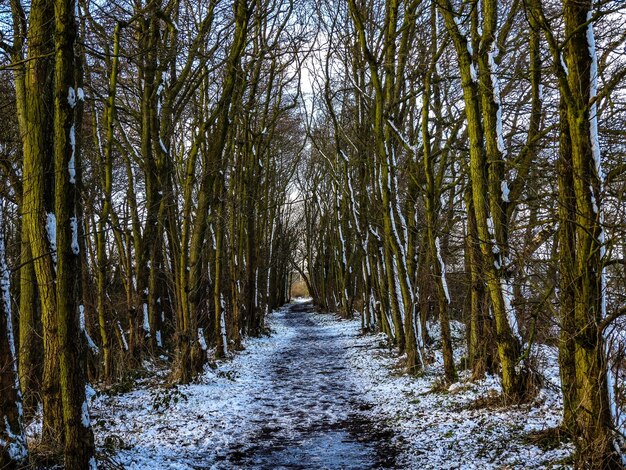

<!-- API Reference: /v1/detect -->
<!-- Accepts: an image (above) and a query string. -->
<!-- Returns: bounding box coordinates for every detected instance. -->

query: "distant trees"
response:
[298,0,626,466]
[75,0,302,380]
[0,0,305,466]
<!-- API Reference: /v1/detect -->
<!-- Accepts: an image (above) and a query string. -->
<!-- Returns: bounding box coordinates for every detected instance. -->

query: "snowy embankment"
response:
[91,307,301,469]
[341,320,574,468]
[90,302,573,469]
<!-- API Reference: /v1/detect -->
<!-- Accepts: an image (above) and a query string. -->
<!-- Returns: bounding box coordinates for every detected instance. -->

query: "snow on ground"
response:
[92,305,301,469]
[343,322,574,469]
[91,301,573,469]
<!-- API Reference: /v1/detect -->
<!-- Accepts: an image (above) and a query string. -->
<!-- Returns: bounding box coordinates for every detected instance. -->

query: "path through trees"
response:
[91,302,398,469]
[1,0,626,467]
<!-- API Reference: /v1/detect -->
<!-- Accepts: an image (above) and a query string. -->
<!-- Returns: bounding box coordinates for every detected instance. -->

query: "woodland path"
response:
[94,301,399,469]
[214,300,398,469]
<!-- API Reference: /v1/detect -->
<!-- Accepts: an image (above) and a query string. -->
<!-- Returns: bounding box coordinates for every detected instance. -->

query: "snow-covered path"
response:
[92,300,573,469]
[211,301,396,468]
[92,301,397,469]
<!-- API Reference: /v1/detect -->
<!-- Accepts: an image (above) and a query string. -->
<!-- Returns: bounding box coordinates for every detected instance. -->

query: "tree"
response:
[439,0,530,401]
[53,0,97,464]
[0,202,27,470]
[347,0,422,373]
[529,0,624,465]
[0,0,44,417]
[21,0,64,447]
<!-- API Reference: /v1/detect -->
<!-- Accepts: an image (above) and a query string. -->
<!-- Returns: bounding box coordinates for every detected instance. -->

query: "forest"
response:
[1,0,626,468]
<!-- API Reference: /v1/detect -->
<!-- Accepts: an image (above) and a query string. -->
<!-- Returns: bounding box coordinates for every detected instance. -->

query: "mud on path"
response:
[214,301,398,469]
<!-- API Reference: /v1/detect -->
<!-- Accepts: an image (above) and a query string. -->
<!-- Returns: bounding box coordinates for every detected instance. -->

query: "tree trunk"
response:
[22,0,65,449]
[0,204,28,470]
[440,0,527,401]
[52,0,96,464]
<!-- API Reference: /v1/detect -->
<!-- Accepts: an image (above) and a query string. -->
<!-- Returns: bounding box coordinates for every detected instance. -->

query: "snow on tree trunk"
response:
[0,204,28,467]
